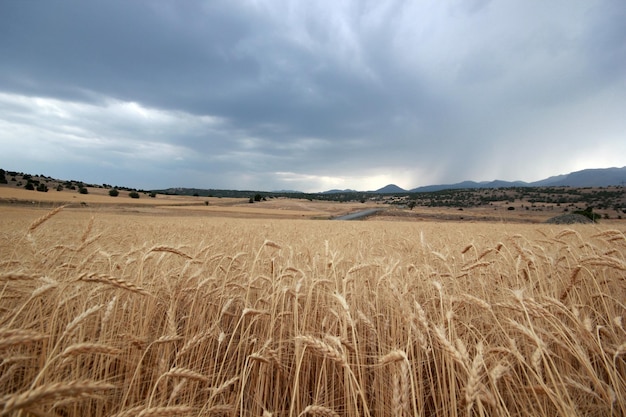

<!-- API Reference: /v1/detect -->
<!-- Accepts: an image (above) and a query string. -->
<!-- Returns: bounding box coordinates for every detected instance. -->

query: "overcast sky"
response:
[1,1,625,192]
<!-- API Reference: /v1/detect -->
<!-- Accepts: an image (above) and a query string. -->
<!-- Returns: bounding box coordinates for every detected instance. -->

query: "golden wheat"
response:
[300,405,341,417]
[1,380,114,415]
[26,205,65,234]
[78,272,150,295]
[1,207,625,416]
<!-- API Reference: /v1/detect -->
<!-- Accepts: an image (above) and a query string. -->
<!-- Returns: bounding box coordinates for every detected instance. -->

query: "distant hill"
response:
[321,189,358,194]
[411,180,529,193]
[532,167,626,187]
[410,166,626,192]
[3,165,624,197]
[374,184,406,193]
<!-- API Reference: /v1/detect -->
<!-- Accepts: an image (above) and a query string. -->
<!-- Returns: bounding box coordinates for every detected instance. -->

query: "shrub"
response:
[574,207,600,222]
[149,192,156,198]
[24,182,35,190]
[79,187,88,194]
[109,189,119,197]
[36,183,48,192]
[129,191,140,199]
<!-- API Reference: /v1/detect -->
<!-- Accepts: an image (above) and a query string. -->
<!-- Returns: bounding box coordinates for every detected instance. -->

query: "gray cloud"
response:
[1,0,625,192]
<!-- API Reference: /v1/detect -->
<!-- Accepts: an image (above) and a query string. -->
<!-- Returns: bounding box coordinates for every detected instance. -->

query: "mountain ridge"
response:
[318,166,626,194]
[2,166,624,196]
[408,166,626,193]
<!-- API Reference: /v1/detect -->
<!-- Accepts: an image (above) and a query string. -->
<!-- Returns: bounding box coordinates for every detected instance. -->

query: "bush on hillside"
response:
[573,207,600,222]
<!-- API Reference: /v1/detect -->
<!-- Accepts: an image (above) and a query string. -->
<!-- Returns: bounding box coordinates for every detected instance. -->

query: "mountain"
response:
[410,166,626,192]
[375,184,406,193]
[321,189,358,194]
[534,167,626,187]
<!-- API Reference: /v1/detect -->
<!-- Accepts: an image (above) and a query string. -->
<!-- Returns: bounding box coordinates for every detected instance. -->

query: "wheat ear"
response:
[295,335,346,366]
[136,406,196,417]
[148,246,193,259]
[27,205,65,233]
[465,342,484,414]
[1,380,114,415]
[0,328,48,349]
[78,272,149,295]
[299,405,341,417]
[162,367,209,383]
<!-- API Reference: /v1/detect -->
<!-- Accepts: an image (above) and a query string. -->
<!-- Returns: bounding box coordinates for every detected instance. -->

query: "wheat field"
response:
[1,206,625,417]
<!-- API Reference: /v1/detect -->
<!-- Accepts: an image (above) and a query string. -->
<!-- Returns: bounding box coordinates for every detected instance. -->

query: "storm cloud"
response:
[1,0,625,191]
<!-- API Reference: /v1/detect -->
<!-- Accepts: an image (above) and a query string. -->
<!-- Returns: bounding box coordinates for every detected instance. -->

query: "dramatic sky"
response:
[1,1,625,192]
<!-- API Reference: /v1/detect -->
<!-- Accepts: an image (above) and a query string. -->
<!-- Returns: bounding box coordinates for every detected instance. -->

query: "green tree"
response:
[79,187,88,194]
[109,188,119,197]
[129,191,140,199]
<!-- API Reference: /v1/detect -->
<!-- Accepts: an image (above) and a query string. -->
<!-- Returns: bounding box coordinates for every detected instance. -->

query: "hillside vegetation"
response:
[0,207,625,416]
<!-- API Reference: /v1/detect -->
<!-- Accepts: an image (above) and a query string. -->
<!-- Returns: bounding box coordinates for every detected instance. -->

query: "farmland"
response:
[1,200,625,417]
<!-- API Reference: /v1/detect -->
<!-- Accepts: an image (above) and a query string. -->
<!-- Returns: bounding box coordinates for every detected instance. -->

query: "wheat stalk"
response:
[207,376,240,399]
[0,272,40,281]
[78,272,149,295]
[295,335,346,366]
[1,380,114,415]
[263,239,282,249]
[80,216,95,243]
[136,406,196,417]
[162,367,209,383]
[62,304,103,339]
[27,205,65,233]
[559,265,582,301]
[60,342,122,360]
[0,328,48,349]
[433,325,466,368]
[299,405,341,417]
[461,261,492,272]
[148,246,193,259]
[465,342,484,414]
[379,349,407,366]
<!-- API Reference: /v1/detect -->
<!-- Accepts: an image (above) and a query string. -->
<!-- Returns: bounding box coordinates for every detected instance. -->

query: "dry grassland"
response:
[0,186,376,220]
[1,206,625,417]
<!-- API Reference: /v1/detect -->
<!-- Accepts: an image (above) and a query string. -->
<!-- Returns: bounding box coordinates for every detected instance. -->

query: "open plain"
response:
[1,189,625,417]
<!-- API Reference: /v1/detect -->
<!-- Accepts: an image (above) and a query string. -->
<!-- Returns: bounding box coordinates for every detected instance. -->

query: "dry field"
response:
[1,205,625,417]
[0,186,376,220]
